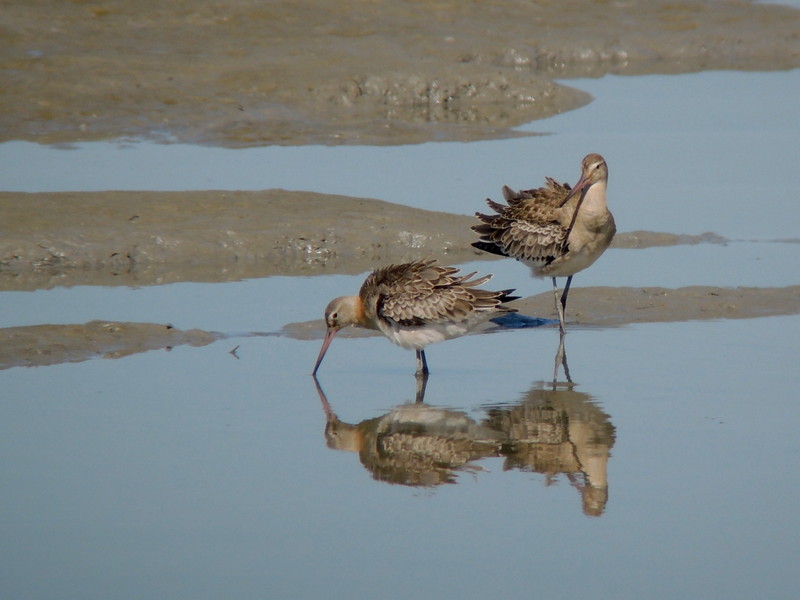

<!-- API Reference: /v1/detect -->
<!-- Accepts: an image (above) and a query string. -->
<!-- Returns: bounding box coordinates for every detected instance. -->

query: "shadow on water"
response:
[312,335,615,516]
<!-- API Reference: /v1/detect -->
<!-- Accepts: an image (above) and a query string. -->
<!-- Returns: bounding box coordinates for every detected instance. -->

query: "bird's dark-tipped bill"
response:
[312,327,338,375]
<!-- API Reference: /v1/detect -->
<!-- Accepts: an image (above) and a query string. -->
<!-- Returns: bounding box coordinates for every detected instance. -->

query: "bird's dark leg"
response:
[560,275,573,312]
[414,371,429,403]
[552,277,566,333]
[415,349,429,377]
[556,275,573,334]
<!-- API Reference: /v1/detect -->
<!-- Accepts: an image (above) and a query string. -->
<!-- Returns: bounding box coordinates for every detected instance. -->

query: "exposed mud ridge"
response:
[0,190,480,289]
[0,321,221,370]
[511,285,800,327]
[285,285,800,342]
[6,285,798,370]
[1,189,732,291]
[2,0,798,146]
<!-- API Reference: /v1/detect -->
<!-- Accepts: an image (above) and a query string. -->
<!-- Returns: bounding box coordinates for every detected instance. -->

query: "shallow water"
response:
[2,70,800,599]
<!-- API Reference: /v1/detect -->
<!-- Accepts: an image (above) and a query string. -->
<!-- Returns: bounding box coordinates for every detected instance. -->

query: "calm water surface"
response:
[1,70,799,599]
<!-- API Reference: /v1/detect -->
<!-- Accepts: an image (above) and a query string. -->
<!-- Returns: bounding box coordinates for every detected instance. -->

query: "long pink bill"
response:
[312,327,338,375]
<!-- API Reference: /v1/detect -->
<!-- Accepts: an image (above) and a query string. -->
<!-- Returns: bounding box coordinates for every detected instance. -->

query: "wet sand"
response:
[0,321,221,370]
[4,283,797,370]
[8,188,798,370]
[3,0,799,146]
[0,189,734,290]
[2,1,799,367]
[283,285,800,340]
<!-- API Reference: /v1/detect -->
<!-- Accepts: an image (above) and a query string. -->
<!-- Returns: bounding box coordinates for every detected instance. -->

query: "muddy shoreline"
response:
[3,1,799,147]
[2,189,799,370]
[0,189,732,290]
[4,284,798,370]
[0,321,221,370]
[3,1,799,369]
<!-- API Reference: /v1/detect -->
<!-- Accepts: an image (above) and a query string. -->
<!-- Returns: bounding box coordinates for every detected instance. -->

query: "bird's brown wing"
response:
[361,261,516,327]
[472,181,571,265]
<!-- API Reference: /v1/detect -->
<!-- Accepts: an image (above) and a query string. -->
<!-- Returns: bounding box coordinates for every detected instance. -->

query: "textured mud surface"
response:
[0,321,221,370]
[2,0,799,146]
[0,190,732,290]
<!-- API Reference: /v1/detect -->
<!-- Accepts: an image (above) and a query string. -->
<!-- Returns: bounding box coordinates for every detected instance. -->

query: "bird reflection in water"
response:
[314,377,503,487]
[313,350,615,515]
[483,383,615,517]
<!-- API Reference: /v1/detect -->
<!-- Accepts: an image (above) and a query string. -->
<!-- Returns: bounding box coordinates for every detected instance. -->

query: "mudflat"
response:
[2,0,799,146]
[2,1,799,366]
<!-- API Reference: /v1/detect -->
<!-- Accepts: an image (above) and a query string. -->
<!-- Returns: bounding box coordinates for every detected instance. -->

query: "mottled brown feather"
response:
[472,177,574,266]
[359,260,517,328]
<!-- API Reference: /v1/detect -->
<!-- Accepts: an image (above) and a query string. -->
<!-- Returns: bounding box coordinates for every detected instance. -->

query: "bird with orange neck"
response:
[312,260,518,376]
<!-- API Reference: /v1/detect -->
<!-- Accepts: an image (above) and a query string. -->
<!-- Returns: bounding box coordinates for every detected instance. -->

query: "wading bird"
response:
[313,260,518,376]
[472,153,615,333]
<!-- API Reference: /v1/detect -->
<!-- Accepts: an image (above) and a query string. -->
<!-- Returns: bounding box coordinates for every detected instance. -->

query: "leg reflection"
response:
[552,330,573,387]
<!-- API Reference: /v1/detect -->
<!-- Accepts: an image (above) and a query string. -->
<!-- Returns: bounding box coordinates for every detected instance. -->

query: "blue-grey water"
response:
[1,69,799,600]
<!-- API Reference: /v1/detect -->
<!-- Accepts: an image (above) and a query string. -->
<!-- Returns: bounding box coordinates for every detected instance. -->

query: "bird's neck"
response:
[563,181,609,229]
[352,295,377,330]
[579,181,608,216]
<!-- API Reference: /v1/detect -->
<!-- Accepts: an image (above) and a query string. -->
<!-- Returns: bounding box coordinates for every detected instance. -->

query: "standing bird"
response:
[472,153,615,333]
[312,260,518,376]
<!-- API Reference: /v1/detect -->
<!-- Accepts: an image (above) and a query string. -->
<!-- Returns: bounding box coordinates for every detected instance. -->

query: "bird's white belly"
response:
[379,321,471,350]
